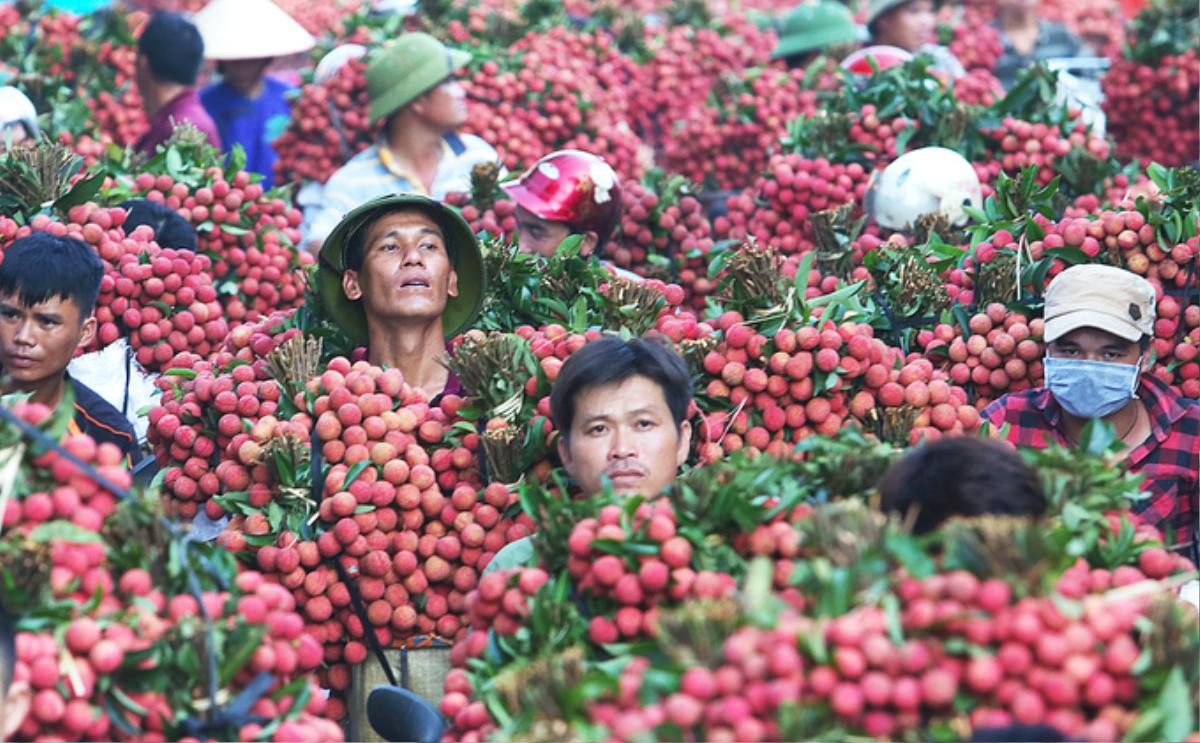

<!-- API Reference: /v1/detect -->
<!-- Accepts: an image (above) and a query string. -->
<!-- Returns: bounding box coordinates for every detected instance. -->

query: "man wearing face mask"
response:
[984,265,1199,555]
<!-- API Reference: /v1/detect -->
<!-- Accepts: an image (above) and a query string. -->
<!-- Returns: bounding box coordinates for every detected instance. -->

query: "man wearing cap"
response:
[316,193,484,401]
[194,0,315,188]
[984,265,1199,554]
[0,86,39,152]
[772,1,862,69]
[503,150,623,260]
[865,0,965,78]
[301,33,500,251]
[134,12,221,155]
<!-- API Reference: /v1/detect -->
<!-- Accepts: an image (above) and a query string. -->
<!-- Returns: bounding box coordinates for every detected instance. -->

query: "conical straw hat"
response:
[192,0,315,61]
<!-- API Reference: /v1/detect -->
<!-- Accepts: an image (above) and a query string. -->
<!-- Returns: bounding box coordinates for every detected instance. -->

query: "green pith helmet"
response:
[772,1,861,60]
[316,194,485,346]
[366,32,471,124]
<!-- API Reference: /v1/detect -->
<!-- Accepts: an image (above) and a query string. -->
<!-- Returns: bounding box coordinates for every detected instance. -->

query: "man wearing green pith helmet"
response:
[771,0,863,69]
[317,194,486,402]
[301,33,501,251]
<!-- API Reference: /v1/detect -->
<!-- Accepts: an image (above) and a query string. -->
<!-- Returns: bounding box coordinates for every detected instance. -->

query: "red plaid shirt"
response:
[983,375,1199,552]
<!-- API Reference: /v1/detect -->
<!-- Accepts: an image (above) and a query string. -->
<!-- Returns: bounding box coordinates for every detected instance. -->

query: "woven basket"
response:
[349,644,453,742]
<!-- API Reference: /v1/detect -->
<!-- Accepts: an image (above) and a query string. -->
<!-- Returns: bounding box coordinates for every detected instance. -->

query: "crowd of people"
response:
[0,0,1195,739]
[0,0,1193,556]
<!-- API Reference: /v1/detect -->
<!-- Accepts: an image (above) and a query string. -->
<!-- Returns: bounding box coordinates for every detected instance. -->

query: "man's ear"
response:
[579,231,600,258]
[674,420,692,468]
[557,434,575,476]
[2,679,32,740]
[446,268,459,299]
[342,269,363,301]
[77,316,97,351]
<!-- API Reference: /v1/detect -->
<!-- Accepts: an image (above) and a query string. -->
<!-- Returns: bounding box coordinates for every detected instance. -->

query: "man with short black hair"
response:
[134,12,221,155]
[0,604,31,740]
[0,234,140,464]
[984,264,1198,554]
[879,436,1047,534]
[485,335,693,574]
[549,335,693,499]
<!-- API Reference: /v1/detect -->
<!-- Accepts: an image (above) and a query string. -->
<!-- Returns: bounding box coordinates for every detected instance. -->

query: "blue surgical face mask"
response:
[1043,355,1141,419]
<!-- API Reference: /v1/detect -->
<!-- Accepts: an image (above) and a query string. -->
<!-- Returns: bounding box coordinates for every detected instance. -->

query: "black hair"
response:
[137,12,204,86]
[0,233,103,316]
[970,724,1065,742]
[344,207,455,273]
[878,436,1046,535]
[0,603,14,689]
[550,334,692,441]
[1139,335,1151,353]
[119,199,198,252]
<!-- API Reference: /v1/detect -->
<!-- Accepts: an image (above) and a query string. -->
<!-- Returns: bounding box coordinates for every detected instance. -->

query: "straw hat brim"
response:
[193,0,315,60]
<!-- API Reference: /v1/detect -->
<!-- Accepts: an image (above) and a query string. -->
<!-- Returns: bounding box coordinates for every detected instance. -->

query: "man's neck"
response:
[144,81,189,117]
[1060,396,1142,448]
[366,319,450,400]
[384,116,446,191]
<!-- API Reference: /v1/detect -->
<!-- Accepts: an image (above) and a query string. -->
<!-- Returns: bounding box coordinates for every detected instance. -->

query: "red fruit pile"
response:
[941,10,1004,73]
[445,190,518,242]
[1103,47,1199,167]
[609,177,717,304]
[147,322,297,517]
[920,307,1047,403]
[114,169,311,323]
[463,566,550,635]
[716,155,871,254]
[982,118,1112,186]
[568,500,738,644]
[657,66,824,192]
[273,57,375,186]
[0,207,230,372]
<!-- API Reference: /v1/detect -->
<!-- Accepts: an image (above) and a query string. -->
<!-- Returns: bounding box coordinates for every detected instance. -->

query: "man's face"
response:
[220,58,272,96]
[514,205,598,259]
[415,79,467,130]
[341,210,459,327]
[877,0,936,52]
[0,293,94,392]
[1046,326,1144,367]
[558,374,692,498]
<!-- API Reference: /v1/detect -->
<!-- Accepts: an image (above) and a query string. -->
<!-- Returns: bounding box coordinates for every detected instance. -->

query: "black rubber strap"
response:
[334,559,399,688]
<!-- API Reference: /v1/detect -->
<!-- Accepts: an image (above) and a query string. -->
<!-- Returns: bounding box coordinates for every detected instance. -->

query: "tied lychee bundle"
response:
[608,175,718,303]
[567,500,738,644]
[272,57,375,186]
[715,154,870,254]
[12,571,340,742]
[0,399,130,537]
[982,118,1112,186]
[147,335,295,518]
[1103,47,1199,167]
[107,154,311,324]
[0,207,230,372]
[626,19,777,148]
[940,10,1004,73]
[459,28,645,180]
[463,566,550,635]
[919,306,1047,406]
[656,66,825,192]
[953,69,1006,108]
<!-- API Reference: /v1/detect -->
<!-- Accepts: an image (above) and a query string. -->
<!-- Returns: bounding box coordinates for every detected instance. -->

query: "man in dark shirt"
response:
[0,234,140,464]
[134,12,221,155]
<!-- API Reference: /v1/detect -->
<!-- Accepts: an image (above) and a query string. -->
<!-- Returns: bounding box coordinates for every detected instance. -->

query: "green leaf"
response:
[1158,666,1193,742]
[28,520,103,544]
[54,171,106,213]
[341,460,371,490]
[219,623,268,685]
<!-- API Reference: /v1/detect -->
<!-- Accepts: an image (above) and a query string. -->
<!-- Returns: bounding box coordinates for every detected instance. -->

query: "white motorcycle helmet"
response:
[864,146,982,231]
[0,86,40,143]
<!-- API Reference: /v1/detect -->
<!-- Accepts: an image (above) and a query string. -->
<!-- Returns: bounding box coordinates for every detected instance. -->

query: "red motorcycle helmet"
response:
[840,45,913,75]
[501,149,622,247]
